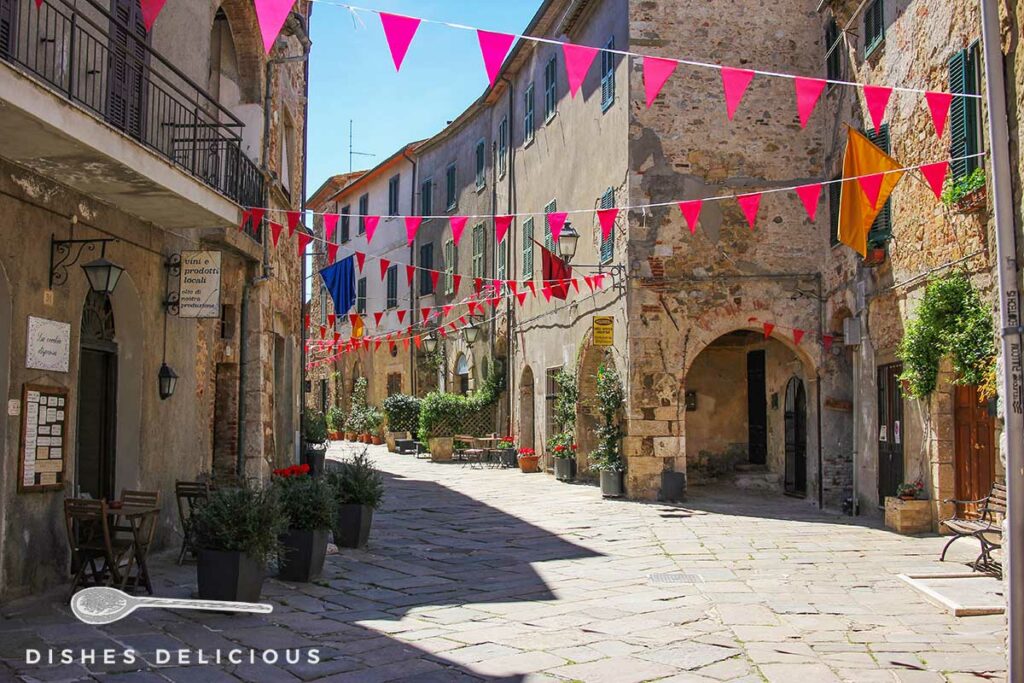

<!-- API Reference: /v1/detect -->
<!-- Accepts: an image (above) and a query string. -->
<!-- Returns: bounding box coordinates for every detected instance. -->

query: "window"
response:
[421,178,433,216]
[599,188,614,263]
[387,373,402,397]
[825,18,841,81]
[864,0,884,56]
[864,124,892,246]
[280,121,293,196]
[828,175,842,246]
[545,367,561,443]
[497,238,507,283]
[358,193,369,234]
[472,223,486,278]
[388,174,400,216]
[524,83,535,143]
[340,205,351,243]
[356,278,367,314]
[523,217,535,278]
[446,163,457,210]
[419,243,434,295]
[544,199,557,252]
[475,139,486,190]
[220,304,235,340]
[444,239,457,294]
[949,44,982,179]
[386,265,398,308]
[498,117,508,177]
[544,56,557,121]
[601,37,615,111]
[319,379,328,414]
[320,285,328,324]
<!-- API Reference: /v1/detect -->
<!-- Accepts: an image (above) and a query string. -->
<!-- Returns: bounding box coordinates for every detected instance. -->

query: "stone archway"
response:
[576,342,612,478]
[519,366,535,451]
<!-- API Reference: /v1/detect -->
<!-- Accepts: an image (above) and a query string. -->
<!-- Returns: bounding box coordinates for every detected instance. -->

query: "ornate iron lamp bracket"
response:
[49,235,116,288]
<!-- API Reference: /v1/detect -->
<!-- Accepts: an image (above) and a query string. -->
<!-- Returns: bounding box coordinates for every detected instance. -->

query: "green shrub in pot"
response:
[327,450,384,549]
[272,465,335,582]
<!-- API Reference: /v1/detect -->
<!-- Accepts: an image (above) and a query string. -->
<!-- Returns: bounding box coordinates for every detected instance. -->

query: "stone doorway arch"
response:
[519,366,535,451]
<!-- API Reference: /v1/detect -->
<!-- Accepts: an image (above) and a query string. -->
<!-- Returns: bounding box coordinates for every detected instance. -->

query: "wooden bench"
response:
[940,482,1005,577]
[453,435,486,468]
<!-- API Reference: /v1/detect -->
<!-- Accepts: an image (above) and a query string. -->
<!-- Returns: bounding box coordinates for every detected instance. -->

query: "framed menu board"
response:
[18,384,68,493]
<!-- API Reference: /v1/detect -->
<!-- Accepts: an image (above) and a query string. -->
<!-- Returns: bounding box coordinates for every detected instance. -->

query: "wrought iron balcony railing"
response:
[0,0,264,234]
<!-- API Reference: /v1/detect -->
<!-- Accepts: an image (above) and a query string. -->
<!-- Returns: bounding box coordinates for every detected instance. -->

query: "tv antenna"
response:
[348,120,375,172]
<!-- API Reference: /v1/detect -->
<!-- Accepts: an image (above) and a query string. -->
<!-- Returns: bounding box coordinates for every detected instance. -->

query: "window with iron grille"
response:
[472,223,486,278]
[421,178,432,216]
[356,278,367,314]
[864,124,892,246]
[444,239,457,294]
[828,175,842,246]
[358,193,369,234]
[388,174,400,216]
[524,83,535,143]
[544,199,557,252]
[497,238,507,283]
[599,188,614,263]
[446,163,457,210]
[545,367,561,444]
[544,57,557,121]
[475,139,486,190]
[498,117,508,177]
[601,37,615,111]
[386,265,398,308]
[387,373,402,397]
[523,217,534,278]
[825,18,841,81]
[419,243,434,295]
[340,205,351,243]
[949,44,982,179]
[864,0,884,57]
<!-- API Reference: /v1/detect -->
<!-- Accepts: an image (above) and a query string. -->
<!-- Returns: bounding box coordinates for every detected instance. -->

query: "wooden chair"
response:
[940,482,1006,576]
[174,481,209,565]
[64,499,135,598]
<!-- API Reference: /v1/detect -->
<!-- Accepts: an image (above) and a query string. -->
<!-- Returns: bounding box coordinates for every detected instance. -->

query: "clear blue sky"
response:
[306,0,543,196]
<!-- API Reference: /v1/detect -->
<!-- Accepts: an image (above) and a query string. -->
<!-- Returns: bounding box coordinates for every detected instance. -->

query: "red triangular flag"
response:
[793,329,805,345]
[737,193,762,230]
[379,258,391,280]
[374,311,384,326]
[763,322,775,338]
[563,43,598,98]
[541,285,553,302]
[678,200,702,234]
[438,327,447,338]
[413,335,422,349]
[925,91,953,138]
[795,184,822,222]
[402,338,410,351]
[863,85,892,135]
[584,275,594,291]
[442,304,454,317]
[333,331,341,343]
[823,334,834,352]
[547,211,567,244]
[389,341,397,353]
[319,325,326,340]
[254,0,292,53]
[450,216,468,245]
[397,309,407,324]
[467,301,478,316]
[452,274,462,293]
[363,338,370,351]
[721,67,755,120]
[326,242,339,263]
[495,215,513,243]
[858,173,886,210]
[140,0,167,31]
[269,222,284,247]
[406,264,415,286]
[570,278,579,293]
[249,208,266,231]
[405,216,422,245]
[349,314,361,328]
[421,307,432,322]
[794,77,826,128]
[474,277,483,294]
[593,273,605,289]
[597,208,618,242]
[379,12,420,72]
[355,252,366,272]
[364,215,380,243]
[489,296,501,309]
[643,56,677,109]
[324,213,339,242]
[286,210,301,236]
[430,270,440,291]
[920,161,949,200]
[239,209,252,232]
[477,30,515,86]
[297,231,312,256]
[507,280,518,294]
[328,313,336,328]
[516,292,527,306]
[526,281,537,297]
[375,339,382,351]
[458,316,467,326]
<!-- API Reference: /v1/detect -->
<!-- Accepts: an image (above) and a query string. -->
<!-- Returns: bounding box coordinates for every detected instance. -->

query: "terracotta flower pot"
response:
[371,436,382,445]
[345,432,356,442]
[518,455,541,473]
[864,247,887,267]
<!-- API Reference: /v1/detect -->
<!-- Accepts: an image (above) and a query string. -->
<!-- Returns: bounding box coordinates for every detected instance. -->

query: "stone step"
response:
[733,471,781,490]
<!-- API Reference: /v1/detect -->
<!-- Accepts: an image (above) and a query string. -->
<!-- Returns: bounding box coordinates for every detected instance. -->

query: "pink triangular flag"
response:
[269,222,284,247]
[857,173,886,210]
[286,210,301,236]
[794,77,826,128]
[925,91,953,138]
[254,0,293,54]
[721,67,755,120]
[863,85,892,135]
[547,211,568,244]
[563,43,598,98]
[763,322,775,339]
[326,242,339,263]
[364,215,380,243]
[355,251,366,272]
[421,307,432,322]
[430,270,440,291]
[597,208,618,241]
[678,200,702,234]
[379,12,420,72]
[405,216,423,245]
[517,292,527,306]
[249,208,266,230]
[450,216,468,245]
[507,280,518,294]
[379,258,391,281]
[477,30,515,86]
[297,231,312,256]
[541,285,553,302]
[584,275,594,291]
[793,329,805,345]
[140,0,167,31]
[736,193,762,230]
[397,309,407,324]
[405,265,415,286]
[495,215,513,243]
[643,56,678,109]
[795,184,822,222]
[593,273,605,289]
[442,304,454,317]
[323,213,339,242]
[920,161,949,200]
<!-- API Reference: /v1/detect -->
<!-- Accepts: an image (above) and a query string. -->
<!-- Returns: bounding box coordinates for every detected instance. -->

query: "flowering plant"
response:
[497,435,516,449]
[271,465,334,531]
[517,448,536,457]
[273,463,311,478]
[896,479,925,499]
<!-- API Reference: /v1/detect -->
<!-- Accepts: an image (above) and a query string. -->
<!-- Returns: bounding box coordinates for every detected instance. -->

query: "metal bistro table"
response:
[476,437,514,468]
[110,503,160,595]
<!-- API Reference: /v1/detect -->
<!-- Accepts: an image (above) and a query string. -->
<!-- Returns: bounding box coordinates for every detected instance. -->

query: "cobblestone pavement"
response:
[0,443,1007,682]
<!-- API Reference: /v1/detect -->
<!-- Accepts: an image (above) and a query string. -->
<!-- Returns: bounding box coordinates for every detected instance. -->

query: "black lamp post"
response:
[464,320,480,345]
[422,332,438,354]
[158,362,178,400]
[557,221,580,263]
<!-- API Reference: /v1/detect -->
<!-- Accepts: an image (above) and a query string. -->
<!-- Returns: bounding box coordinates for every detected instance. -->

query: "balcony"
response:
[0,0,263,233]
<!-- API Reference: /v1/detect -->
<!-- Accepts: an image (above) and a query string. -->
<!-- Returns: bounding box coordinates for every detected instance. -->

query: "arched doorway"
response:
[76,291,118,501]
[455,354,471,395]
[576,343,610,476]
[784,377,807,496]
[519,366,535,451]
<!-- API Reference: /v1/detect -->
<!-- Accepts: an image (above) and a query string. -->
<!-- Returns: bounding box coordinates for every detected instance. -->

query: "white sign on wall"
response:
[179,250,222,319]
[25,316,70,373]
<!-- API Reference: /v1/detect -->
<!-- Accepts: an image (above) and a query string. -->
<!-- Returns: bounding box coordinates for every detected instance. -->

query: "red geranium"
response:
[273,463,312,478]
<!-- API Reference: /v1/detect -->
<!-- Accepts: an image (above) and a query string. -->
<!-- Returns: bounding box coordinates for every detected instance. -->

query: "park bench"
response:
[939,482,1006,577]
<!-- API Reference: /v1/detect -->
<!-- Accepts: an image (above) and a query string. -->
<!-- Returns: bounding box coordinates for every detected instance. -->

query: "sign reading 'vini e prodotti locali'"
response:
[179,250,222,319]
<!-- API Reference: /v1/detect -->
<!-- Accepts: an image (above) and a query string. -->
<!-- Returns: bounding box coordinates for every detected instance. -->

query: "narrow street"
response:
[1,445,1006,682]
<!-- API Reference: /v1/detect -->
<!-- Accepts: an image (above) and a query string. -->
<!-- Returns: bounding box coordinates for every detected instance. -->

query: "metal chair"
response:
[64,499,135,598]
[174,481,209,565]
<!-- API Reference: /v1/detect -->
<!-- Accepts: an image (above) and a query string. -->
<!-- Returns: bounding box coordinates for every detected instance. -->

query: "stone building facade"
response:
[0,0,309,598]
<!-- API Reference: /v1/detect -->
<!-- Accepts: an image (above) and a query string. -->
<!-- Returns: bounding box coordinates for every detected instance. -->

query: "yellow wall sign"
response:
[593,316,614,347]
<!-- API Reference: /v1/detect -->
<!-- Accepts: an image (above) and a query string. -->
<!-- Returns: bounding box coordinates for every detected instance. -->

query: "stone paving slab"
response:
[0,442,1008,682]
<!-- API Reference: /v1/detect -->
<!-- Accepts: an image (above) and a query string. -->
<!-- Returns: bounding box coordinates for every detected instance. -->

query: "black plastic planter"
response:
[278,528,329,582]
[600,470,624,498]
[660,471,686,502]
[197,549,265,602]
[335,504,374,549]
[554,457,575,482]
[304,449,326,477]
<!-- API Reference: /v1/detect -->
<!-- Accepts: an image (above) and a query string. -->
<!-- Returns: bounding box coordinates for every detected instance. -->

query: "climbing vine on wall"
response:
[897,273,997,399]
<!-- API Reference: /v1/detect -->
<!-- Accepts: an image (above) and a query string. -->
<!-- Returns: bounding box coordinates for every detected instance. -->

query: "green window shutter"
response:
[948,49,969,179]
[828,177,842,246]
[497,239,507,282]
[523,217,534,278]
[544,200,556,251]
[601,37,615,111]
[473,224,485,278]
[444,240,454,294]
[357,278,366,314]
[865,124,892,247]
[600,188,614,263]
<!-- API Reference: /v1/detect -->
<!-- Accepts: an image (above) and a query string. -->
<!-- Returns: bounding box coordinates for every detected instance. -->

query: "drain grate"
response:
[647,572,703,584]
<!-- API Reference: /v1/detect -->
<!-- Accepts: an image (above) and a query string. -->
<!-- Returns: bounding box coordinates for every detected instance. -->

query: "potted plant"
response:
[517,447,541,473]
[272,464,334,582]
[383,394,421,452]
[589,362,625,498]
[346,407,365,443]
[550,436,577,482]
[896,479,924,501]
[191,485,286,601]
[496,435,517,467]
[327,450,384,549]
[941,167,986,213]
[366,408,385,446]
[303,409,328,476]
[326,406,345,441]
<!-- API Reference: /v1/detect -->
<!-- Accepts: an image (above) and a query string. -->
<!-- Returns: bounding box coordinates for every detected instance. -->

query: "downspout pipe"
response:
[500,75,515,435]
[403,147,417,396]
[298,5,311,465]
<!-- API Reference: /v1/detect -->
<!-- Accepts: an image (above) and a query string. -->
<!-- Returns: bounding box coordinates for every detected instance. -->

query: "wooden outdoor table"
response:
[110,504,159,594]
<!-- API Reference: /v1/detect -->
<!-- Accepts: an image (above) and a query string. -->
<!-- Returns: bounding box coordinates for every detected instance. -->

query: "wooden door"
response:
[954,384,996,515]
[747,351,767,465]
[877,363,904,503]
[106,0,148,139]
[784,377,807,496]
